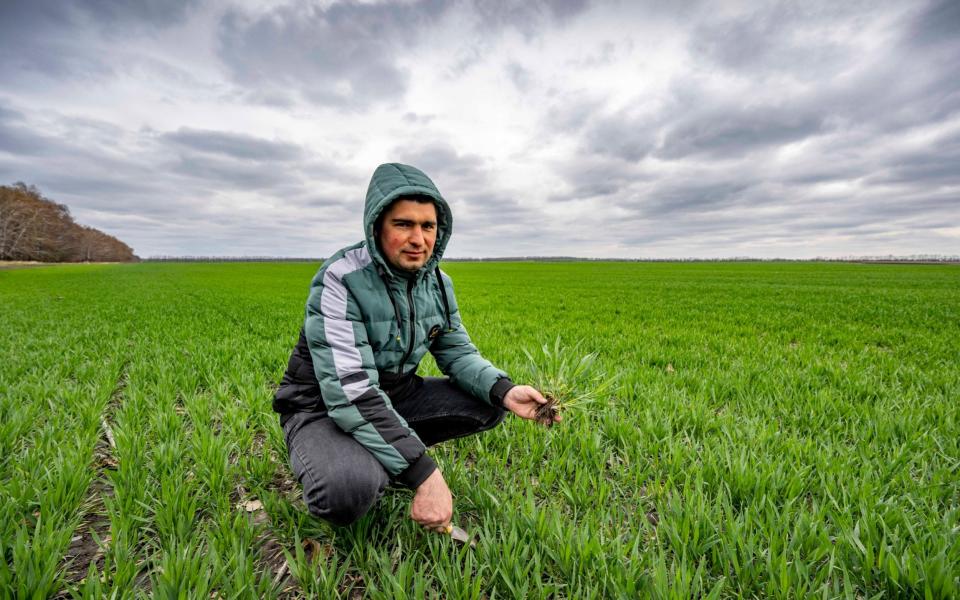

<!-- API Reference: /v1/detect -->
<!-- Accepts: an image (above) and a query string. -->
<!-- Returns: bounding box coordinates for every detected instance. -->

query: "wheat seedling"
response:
[522,336,616,427]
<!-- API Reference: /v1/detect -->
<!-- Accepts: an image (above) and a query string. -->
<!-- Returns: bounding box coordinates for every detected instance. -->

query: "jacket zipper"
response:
[397,278,417,374]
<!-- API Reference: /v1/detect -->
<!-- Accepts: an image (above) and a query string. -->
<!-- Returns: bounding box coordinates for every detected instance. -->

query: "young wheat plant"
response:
[523,336,617,427]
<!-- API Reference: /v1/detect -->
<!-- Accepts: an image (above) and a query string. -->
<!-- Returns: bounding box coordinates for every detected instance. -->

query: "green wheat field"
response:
[2,261,958,598]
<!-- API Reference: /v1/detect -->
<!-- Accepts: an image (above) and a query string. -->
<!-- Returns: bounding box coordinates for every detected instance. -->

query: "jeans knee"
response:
[304,468,387,527]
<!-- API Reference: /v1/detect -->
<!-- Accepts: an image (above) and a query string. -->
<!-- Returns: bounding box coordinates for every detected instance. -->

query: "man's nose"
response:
[409,226,424,245]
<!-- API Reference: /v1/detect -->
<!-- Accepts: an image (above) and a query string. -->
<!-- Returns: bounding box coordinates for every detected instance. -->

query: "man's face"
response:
[378,199,438,272]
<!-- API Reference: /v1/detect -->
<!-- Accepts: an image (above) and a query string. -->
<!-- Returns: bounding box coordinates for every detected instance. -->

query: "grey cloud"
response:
[168,153,292,190]
[454,191,541,240]
[544,93,607,133]
[657,106,825,160]
[403,112,436,125]
[0,0,195,82]
[0,0,199,29]
[460,192,525,215]
[395,142,483,173]
[71,0,198,28]
[638,181,752,217]
[505,63,533,92]
[218,0,453,108]
[565,40,619,69]
[385,140,542,238]
[391,142,489,193]
[907,0,960,48]
[162,128,303,162]
[548,157,643,202]
[300,195,353,210]
[874,136,960,186]
[0,37,112,81]
[0,104,56,156]
[3,1,958,258]
[444,0,594,80]
[583,111,657,162]
[543,0,591,21]
[472,0,591,36]
[782,164,863,186]
[34,172,156,199]
[689,3,875,79]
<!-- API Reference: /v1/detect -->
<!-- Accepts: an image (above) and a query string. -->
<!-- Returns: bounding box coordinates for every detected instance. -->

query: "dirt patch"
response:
[55,479,113,594]
[52,361,129,596]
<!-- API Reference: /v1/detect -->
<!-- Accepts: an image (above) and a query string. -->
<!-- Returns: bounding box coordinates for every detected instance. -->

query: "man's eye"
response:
[424,224,435,231]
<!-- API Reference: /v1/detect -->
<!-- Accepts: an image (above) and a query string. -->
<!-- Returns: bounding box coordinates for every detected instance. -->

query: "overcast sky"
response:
[1,0,958,258]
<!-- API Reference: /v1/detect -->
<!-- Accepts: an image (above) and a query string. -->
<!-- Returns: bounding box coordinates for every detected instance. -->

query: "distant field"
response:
[1,261,958,598]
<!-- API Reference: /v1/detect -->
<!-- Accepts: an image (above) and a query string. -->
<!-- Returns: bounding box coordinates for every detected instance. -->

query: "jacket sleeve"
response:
[430,271,514,406]
[304,264,436,489]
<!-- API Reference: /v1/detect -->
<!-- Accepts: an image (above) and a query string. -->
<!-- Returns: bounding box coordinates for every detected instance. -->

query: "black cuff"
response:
[395,453,437,489]
[489,377,515,408]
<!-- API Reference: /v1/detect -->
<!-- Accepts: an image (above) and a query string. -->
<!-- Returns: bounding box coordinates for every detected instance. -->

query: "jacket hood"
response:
[363,163,453,278]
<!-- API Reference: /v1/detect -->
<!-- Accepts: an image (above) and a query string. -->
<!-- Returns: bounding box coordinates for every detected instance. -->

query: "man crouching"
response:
[273,162,556,530]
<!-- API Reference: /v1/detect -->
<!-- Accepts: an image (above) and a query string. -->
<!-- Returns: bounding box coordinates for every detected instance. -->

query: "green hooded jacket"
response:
[298,163,511,488]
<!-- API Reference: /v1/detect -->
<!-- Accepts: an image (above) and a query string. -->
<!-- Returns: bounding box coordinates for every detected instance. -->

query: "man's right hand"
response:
[410,468,453,531]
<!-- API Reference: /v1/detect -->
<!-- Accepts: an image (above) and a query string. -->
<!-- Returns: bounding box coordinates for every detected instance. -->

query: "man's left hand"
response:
[503,385,561,424]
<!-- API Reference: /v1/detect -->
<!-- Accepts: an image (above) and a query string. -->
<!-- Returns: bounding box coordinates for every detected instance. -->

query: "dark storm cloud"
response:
[217,0,453,108]
[162,128,303,162]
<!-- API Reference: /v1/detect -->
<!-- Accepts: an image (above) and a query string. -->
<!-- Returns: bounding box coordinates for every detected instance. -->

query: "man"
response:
[273,163,556,530]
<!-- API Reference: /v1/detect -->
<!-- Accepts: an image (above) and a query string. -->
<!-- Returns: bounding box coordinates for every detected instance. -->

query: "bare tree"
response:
[0,183,137,262]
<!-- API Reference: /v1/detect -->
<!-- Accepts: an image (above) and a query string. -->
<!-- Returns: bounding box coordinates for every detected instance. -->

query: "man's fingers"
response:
[419,520,450,531]
[524,386,548,404]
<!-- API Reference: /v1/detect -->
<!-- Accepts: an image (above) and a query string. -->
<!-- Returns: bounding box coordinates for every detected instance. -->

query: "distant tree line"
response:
[0,183,137,262]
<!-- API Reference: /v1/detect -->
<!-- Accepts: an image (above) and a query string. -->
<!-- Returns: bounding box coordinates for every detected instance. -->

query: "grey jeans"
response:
[281,376,505,526]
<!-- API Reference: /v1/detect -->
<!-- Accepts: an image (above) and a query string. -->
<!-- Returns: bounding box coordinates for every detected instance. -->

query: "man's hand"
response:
[410,468,453,531]
[503,385,561,424]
